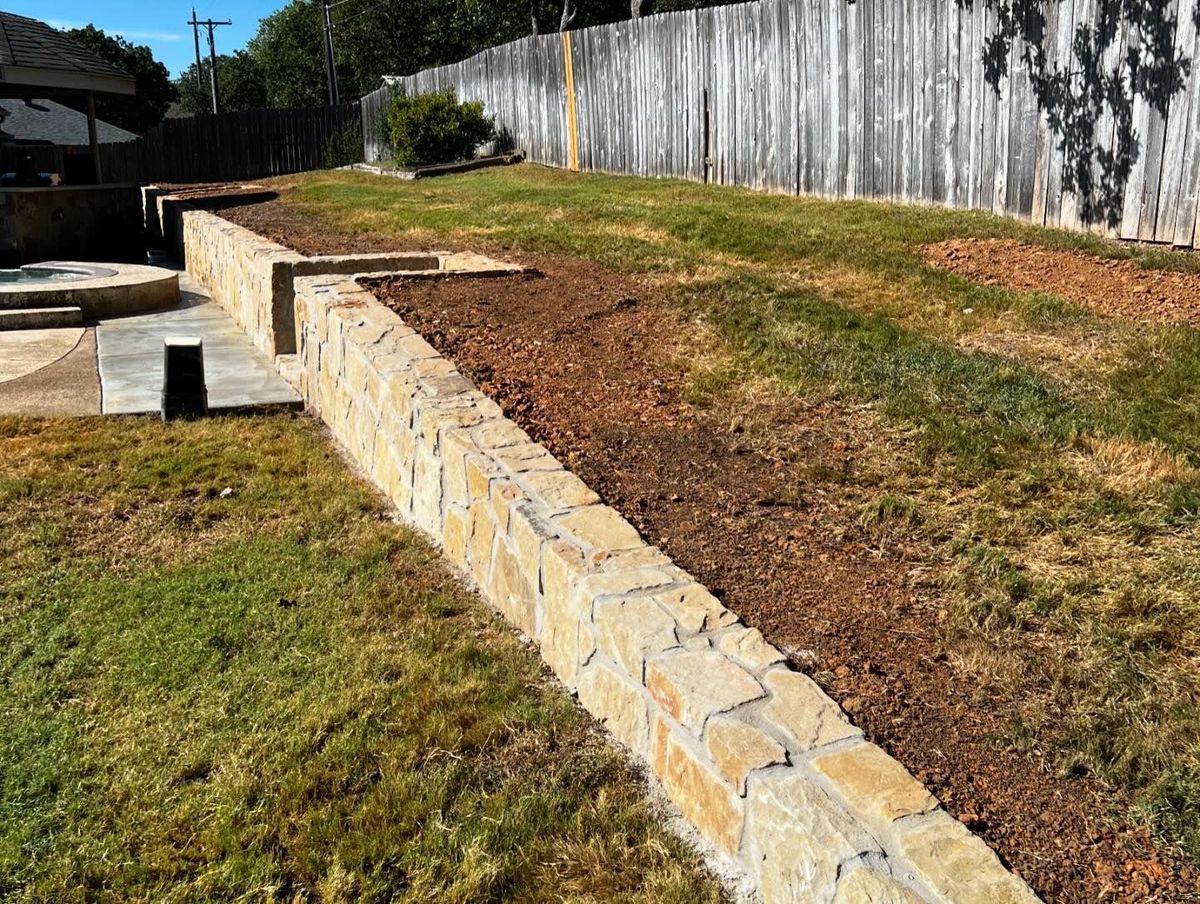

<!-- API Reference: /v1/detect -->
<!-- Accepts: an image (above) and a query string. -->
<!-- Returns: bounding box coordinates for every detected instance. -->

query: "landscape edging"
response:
[179,207,1040,903]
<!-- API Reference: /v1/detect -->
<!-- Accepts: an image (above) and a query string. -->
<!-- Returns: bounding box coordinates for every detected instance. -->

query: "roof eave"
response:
[0,65,136,97]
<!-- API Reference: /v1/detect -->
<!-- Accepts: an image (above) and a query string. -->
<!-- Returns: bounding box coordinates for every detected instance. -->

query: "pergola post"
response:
[86,91,103,184]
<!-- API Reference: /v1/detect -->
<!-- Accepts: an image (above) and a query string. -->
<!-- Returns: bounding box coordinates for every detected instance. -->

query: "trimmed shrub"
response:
[323,123,364,169]
[386,90,495,168]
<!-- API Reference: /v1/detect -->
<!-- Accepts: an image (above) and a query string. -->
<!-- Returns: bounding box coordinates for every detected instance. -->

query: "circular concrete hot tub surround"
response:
[0,261,180,319]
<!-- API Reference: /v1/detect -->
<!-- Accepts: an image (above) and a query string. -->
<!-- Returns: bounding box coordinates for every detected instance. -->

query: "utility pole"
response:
[190,9,203,91]
[186,12,232,113]
[321,1,339,105]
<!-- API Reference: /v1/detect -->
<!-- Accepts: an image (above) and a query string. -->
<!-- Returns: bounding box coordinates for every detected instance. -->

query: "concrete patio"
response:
[0,269,300,417]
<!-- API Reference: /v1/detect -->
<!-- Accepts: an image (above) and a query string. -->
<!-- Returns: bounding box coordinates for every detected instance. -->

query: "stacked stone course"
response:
[286,271,1041,904]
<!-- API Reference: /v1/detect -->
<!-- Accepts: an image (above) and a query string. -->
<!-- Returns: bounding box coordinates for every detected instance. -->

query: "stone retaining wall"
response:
[175,206,518,359]
[289,271,1041,904]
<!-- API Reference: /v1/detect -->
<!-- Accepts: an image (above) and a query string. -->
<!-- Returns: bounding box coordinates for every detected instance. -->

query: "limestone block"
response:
[576,568,676,609]
[377,426,414,502]
[811,742,937,834]
[442,505,470,571]
[554,505,644,554]
[489,480,524,534]
[422,372,477,399]
[897,813,1040,904]
[518,468,601,511]
[411,438,443,536]
[649,583,739,634]
[645,650,764,732]
[465,453,497,503]
[491,441,561,474]
[343,341,373,398]
[718,626,786,672]
[762,669,861,752]
[394,332,442,361]
[412,356,458,380]
[385,370,419,422]
[511,504,552,571]
[747,771,883,904]
[543,540,588,617]
[468,499,497,587]
[594,596,679,680]
[704,716,787,795]
[577,659,651,754]
[347,318,392,349]
[511,503,558,630]
[596,546,674,572]
[489,537,536,637]
[832,870,926,904]
[650,715,745,856]
[441,429,481,507]
[472,419,530,451]
[364,361,389,411]
[539,540,590,687]
[415,397,487,445]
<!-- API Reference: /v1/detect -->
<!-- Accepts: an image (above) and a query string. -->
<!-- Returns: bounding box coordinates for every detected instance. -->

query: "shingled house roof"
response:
[0,12,136,97]
[0,97,136,145]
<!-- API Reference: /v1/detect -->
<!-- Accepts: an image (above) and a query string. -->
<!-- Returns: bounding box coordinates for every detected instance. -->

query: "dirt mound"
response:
[924,238,1200,326]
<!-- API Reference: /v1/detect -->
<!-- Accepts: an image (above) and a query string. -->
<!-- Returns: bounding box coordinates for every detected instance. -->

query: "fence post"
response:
[562,32,581,173]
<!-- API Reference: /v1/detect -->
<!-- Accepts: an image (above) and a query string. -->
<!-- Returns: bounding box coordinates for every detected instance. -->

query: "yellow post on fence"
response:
[561,31,581,173]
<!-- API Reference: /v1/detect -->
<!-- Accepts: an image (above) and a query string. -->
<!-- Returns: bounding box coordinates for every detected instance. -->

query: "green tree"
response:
[177,52,269,114]
[248,1,327,108]
[62,26,176,133]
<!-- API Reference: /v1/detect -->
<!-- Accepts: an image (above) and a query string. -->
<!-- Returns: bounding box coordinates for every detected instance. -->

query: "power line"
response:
[332,0,390,27]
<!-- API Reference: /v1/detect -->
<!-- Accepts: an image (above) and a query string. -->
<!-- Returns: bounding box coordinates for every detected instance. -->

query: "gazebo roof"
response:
[0,12,136,97]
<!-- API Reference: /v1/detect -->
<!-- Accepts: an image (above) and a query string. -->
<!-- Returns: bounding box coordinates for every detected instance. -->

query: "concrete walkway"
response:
[96,271,300,415]
[0,328,100,416]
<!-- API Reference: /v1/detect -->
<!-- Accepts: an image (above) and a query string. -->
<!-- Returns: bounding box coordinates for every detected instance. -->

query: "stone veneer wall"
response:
[289,271,1041,904]
[181,211,305,358]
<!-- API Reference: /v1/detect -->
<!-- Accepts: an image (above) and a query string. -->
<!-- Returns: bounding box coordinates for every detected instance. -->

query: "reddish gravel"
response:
[925,238,1200,325]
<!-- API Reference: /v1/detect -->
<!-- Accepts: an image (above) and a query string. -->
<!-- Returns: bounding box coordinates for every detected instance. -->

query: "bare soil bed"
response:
[217,200,1198,902]
[926,238,1200,326]
[374,264,1188,903]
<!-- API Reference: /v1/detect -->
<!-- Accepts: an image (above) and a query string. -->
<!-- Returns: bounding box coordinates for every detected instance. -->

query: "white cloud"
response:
[116,30,184,42]
[44,19,183,42]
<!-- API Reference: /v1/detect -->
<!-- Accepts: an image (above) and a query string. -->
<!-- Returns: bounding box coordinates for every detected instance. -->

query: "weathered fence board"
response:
[100,103,361,184]
[362,0,1200,246]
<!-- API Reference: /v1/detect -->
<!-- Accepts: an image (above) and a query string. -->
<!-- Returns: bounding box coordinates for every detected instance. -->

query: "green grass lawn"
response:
[0,415,721,903]
[266,164,1200,863]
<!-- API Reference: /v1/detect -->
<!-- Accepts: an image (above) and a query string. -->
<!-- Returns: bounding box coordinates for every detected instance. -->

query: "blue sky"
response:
[16,0,282,76]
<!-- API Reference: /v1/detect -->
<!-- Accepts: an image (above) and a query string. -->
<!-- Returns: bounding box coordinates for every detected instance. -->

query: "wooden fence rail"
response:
[102,103,361,184]
[363,0,1200,247]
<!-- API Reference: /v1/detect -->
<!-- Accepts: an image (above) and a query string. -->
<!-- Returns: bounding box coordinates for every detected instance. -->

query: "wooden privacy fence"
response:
[102,103,361,184]
[363,0,1200,247]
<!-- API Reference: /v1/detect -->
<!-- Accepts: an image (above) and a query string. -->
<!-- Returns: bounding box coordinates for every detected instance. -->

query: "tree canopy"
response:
[177,52,270,115]
[171,0,729,113]
[62,26,177,133]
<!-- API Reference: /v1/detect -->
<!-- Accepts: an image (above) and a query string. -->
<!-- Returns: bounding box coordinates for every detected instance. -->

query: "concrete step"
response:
[0,306,84,331]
